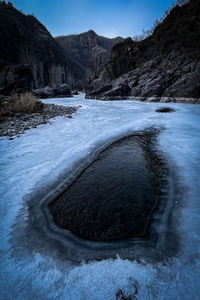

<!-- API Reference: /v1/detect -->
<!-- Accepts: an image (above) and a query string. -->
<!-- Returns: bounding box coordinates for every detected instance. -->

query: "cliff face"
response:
[86,0,200,99]
[56,31,123,89]
[0,2,79,94]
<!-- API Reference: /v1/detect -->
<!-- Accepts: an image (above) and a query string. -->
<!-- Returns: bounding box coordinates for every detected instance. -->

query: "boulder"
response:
[33,84,72,99]
[33,86,55,98]
[55,84,71,96]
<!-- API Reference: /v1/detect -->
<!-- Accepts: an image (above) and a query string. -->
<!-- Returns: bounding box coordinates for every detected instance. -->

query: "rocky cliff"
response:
[56,31,123,89]
[86,0,200,100]
[0,2,79,94]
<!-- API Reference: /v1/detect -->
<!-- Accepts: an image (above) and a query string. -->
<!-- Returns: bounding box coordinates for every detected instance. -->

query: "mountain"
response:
[0,1,80,94]
[86,0,200,100]
[55,31,123,89]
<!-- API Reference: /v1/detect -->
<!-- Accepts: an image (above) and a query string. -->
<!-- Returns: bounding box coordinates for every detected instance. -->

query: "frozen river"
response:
[0,94,200,299]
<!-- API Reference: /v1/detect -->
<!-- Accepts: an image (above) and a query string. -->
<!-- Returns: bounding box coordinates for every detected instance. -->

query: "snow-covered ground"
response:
[0,93,200,299]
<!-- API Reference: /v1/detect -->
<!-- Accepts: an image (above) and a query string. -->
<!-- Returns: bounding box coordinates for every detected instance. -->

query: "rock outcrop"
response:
[56,30,123,89]
[0,2,78,95]
[0,64,33,95]
[86,0,200,100]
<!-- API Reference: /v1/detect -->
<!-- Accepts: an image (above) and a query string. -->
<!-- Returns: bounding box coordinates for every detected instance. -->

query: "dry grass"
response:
[0,93,44,118]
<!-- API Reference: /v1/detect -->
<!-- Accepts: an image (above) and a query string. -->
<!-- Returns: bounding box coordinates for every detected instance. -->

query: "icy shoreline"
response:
[0,94,200,299]
[86,95,200,104]
[0,103,78,138]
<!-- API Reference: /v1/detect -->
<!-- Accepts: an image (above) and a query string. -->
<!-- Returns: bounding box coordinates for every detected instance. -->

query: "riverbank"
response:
[0,103,78,138]
[86,95,200,104]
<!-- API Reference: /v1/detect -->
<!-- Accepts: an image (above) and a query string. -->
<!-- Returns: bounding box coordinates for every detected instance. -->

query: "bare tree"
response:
[132,0,190,41]
[7,1,14,7]
[177,0,190,6]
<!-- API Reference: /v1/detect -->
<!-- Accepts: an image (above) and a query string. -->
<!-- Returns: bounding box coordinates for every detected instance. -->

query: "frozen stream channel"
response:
[0,94,200,299]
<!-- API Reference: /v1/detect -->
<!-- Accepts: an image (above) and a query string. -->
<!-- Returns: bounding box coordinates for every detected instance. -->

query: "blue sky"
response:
[11,0,175,38]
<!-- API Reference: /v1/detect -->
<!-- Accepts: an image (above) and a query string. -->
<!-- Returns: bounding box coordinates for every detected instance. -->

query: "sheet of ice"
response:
[0,94,200,299]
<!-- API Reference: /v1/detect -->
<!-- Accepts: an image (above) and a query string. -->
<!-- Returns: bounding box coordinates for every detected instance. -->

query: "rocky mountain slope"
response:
[0,2,81,94]
[55,31,123,89]
[86,0,200,100]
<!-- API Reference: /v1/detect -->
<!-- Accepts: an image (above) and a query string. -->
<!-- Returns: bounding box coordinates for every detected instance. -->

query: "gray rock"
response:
[55,84,71,96]
[104,84,131,97]
[72,90,79,95]
[86,0,200,100]
[55,31,124,90]
[15,112,23,117]
[0,64,33,95]
[33,84,72,99]
[0,2,79,94]
[33,86,55,98]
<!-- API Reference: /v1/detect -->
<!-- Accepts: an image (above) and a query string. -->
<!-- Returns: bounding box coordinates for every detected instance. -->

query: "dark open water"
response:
[50,132,162,241]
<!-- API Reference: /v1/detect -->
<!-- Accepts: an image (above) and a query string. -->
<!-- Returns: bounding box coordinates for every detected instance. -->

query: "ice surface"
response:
[0,94,200,299]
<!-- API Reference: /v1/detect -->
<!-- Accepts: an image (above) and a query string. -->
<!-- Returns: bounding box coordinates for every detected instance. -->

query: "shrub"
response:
[0,93,44,118]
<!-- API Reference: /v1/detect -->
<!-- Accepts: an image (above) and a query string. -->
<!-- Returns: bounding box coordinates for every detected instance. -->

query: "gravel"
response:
[0,103,79,139]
